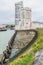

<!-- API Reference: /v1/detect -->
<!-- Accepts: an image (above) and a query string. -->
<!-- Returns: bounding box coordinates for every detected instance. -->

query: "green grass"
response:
[9,28,43,65]
[10,52,34,65]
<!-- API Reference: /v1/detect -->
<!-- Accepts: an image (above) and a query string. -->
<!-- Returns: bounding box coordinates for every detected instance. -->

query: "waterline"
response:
[0,30,15,54]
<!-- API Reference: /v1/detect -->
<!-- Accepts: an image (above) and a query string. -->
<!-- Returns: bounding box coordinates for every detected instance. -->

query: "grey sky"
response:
[0,0,43,24]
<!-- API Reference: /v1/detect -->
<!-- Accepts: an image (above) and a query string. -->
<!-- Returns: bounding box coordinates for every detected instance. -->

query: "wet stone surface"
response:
[33,49,43,65]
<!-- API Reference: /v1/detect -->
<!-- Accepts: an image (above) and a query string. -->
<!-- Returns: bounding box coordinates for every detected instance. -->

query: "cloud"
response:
[0,0,43,24]
[23,0,43,22]
[0,10,15,24]
[23,0,43,12]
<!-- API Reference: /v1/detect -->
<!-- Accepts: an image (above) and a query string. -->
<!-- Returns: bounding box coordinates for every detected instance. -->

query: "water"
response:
[0,30,15,54]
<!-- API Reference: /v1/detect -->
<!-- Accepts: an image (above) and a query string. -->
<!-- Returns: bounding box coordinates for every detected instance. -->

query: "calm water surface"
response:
[0,30,15,54]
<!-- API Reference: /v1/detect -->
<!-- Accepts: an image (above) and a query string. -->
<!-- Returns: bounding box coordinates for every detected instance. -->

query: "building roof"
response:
[32,21,43,24]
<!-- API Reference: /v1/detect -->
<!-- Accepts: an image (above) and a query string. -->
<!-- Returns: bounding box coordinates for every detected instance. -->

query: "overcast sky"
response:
[0,0,43,24]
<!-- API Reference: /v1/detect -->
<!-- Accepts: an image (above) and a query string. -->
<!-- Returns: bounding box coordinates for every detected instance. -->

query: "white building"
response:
[32,21,43,29]
[15,1,23,29]
[15,1,31,30]
[15,1,43,30]
[19,7,31,30]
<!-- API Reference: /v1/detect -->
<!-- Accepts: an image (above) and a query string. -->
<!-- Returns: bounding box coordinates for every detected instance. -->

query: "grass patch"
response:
[10,52,34,65]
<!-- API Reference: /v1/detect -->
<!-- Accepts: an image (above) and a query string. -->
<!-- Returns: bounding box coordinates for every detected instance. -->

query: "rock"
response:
[33,49,43,65]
